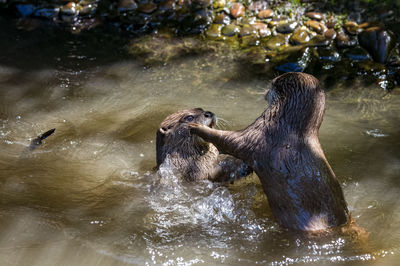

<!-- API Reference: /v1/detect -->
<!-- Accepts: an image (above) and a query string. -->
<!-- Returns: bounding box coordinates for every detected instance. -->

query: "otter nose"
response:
[204,111,214,118]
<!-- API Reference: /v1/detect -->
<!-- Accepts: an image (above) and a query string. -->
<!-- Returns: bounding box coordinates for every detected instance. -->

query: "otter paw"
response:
[188,122,203,132]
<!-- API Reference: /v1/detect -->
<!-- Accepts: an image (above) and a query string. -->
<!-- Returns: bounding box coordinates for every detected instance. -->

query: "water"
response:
[1,19,400,265]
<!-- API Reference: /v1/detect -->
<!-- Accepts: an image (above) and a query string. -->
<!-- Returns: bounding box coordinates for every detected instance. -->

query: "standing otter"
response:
[156,108,251,182]
[189,73,349,231]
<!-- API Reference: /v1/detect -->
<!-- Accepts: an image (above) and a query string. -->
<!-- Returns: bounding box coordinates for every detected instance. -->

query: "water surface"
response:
[1,19,400,265]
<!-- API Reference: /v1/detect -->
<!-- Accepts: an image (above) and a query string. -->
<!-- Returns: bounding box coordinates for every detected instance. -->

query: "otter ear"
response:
[156,128,167,167]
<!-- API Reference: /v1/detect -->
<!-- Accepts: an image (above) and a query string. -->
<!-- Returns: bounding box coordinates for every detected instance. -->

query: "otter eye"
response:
[184,115,194,122]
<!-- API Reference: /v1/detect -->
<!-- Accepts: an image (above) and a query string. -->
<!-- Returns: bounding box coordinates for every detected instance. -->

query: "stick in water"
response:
[29,128,56,150]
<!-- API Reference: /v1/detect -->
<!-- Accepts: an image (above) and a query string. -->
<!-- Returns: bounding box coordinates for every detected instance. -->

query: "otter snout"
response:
[202,111,216,128]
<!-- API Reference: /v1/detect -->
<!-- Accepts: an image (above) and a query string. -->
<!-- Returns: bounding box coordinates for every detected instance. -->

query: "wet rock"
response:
[265,34,287,50]
[137,3,158,14]
[252,22,271,37]
[248,1,268,12]
[241,17,256,25]
[324,29,337,40]
[34,7,60,19]
[257,9,274,19]
[214,13,231,25]
[318,48,341,62]
[230,3,245,18]
[61,2,78,16]
[305,20,326,34]
[240,24,257,37]
[118,0,137,12]
[289,27,312,45]
[221,24,240,37]
[241,34,260,47]
[276,21,298,34]
[305,12,323,21]
[358,27,396,63]
[205,23,222,38]
[309,35,330,47]
[275,47,312,72]
[344,21,360,35]
[213,0,226,9]
[159,0,175,11]
[336,31,357,48]
[16,4,35,17]
[344,47,371,61]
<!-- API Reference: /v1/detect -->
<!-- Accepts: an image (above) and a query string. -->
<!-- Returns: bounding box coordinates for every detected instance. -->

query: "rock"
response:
[118,0,137,12]
[358,27,396,63]
[305,20,326,34]
[34,7,60,19]
[252,22,271,37]
[289,27,312,45]
[324,29,336,40]
[213,0,226,9]
[61,2,78,16]
[344,21,360,35]
[344,47,371,61]
[230,3,245,18]
[318,48,341,62]
[214,13,231,25]
[265,34,287,50]
[336,31,357,48]
[221,24,240,37]
[309,35,330,47]
[305,12,323,21]
[241,16,256,25]
[241,34,260,46]
[248,1,268,12]
[240,24,257,37]
[276,21,298,34]
[137,3,157,14]
[257,9,274,19]
[159,0,175,11]
[275,47,312,72]
[205,24,222,38]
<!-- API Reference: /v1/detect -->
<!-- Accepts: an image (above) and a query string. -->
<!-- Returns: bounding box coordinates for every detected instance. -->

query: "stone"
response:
[276,21,298,34]
[336,31,357,48]
[137,3,157,14]
[326,19,336,29]
[252,22,271,37]
[240,24,257,37]
[289,27,312,45]
[221,24,240,37]
[344,47,371,61]
[257,9,274,19]
[358,27,396,63]
[248,1,268,12]
[265,34,287,50]
[305,12,323,21]
[159,0,174,11]
[205,24,222,38]
[60,2,78,15]
[309,35,330,47]
[305,20,326,34]
[118,0,137,12]
[16,4,35,17]
[230,3,245,18]
[318,48,341,62]
[214,13,231,25]
[34,7,60,18]
[344,21,360,35]
[324,29,336,40]
[241,34,260,47]
[213,0,226,9]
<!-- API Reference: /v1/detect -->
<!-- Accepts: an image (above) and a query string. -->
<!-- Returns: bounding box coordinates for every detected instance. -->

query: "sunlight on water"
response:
[1,21,400,266]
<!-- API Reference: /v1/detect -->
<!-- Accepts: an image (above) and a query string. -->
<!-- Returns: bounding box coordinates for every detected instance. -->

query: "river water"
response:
[1,19,400,265]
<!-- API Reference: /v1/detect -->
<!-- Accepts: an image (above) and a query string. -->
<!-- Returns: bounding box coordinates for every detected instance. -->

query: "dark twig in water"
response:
[29,128,56,151]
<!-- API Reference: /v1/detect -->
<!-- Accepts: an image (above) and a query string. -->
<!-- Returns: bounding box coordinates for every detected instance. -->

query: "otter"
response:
[189,72,349,231]
[156,108,251,182]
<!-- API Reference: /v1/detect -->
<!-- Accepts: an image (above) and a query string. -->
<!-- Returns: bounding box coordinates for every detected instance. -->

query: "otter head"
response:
[265,72,325,135]
[156,108,216,167]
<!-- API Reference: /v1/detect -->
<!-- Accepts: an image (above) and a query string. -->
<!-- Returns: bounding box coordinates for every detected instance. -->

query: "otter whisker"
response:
[215,117,230,130]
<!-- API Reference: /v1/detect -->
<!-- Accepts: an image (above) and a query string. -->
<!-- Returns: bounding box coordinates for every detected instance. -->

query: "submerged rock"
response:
[252,22,271,37]
[221,24,240,37]
[336,31,357,48]
[276,21,298,34]
[206,23,222,38]
[358,27,396,63]
[344,47,371,61]
[214,13,231,25]
[290,27,312,45]
[265,34,287,50]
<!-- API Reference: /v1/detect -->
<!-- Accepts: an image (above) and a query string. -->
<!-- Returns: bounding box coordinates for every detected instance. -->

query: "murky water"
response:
[1,19,400,265]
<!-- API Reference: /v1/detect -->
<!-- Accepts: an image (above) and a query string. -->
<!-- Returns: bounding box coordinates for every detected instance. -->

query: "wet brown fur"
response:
[189,73,350,231]
[156,108,251,182]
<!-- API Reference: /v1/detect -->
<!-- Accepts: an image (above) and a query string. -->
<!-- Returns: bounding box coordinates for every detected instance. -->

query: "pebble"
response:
[336,31,358,48]
[324,29,337,40]
[257,9,274,19]
[159,0,175,11]
[214,13,231,25]
[265,34,287,50]
[326,19,336,29]
[118,0,137,12]
[248,1,269,12]
[213,0,226,9]
[230,3,245,18]
[344,21,360,35]
[276,21,298,34]
[289,27,312,45]
[221,24,240,37]
[344,47,371,61]
[305,20,326,34]
[137,3,158,14]
[252,22,271,37]
[305,12,323,21]
[205,24,222,38]
[240,24,257,37]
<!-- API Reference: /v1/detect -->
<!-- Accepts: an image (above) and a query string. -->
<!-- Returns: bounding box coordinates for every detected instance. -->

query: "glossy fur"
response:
[156,108,251,182]
[190,73,349,231]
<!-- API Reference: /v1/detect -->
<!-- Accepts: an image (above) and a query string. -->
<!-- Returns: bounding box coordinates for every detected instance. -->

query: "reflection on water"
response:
[1,19,400,266]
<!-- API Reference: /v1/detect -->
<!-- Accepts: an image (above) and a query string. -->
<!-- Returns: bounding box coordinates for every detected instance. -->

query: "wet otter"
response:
[189,72,349,231]
[156,108,251,182]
